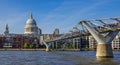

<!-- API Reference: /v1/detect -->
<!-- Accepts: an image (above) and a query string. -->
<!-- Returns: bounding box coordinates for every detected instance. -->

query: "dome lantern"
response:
[30,12,33,19]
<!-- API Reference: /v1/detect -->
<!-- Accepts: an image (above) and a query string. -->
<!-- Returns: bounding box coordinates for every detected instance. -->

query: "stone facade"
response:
[0,34,39,48]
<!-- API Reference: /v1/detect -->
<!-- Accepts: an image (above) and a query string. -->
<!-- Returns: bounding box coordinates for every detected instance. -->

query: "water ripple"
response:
[0,51,119,65]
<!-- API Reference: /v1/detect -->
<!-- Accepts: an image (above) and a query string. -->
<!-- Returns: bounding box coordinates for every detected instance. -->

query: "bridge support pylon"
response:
[96,44,113,58]
[42,41,50,52]
[46,46,50,52]
[80,21,119,58]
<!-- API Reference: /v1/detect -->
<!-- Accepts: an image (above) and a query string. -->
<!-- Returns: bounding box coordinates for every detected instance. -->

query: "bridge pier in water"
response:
[46,46,50,52]
[42,41,50,52]
[96,44,113,58]
[80,20,119,58]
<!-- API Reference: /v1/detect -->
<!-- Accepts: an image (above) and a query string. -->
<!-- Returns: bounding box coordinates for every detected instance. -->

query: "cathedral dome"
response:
[26,12,36,26]
[24,12,38,35]
[26,19,36,25]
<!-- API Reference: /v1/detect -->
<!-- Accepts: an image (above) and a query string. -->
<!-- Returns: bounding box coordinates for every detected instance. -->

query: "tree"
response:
[56,43,58,49]
[85,44,89,48]
[29,44,33,48]
[24,43,28,48]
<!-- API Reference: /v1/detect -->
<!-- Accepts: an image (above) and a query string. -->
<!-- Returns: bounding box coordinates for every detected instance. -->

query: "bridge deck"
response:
[45,23,120,42]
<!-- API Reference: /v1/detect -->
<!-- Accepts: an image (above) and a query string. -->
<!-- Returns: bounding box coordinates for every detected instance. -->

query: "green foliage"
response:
[85,44,89,48]
[24,43,34,48]
[56,44,58,49]
[72,43,75,49]
[24,43,28,48]
[29,44,33,48]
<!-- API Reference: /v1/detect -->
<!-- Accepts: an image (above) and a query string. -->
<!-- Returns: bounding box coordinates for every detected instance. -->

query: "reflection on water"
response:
[0,51,119,65]
[96,58,118,65]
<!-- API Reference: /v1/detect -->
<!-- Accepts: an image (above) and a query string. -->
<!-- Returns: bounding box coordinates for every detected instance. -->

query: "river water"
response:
[0,51,119,65]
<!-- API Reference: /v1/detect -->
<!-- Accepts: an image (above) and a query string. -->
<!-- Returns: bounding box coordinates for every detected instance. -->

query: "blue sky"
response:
[0,0,120,34]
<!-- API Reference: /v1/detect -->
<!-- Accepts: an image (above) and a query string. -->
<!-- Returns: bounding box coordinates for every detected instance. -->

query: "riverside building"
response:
[89,34,120,51]
[0,12,120,50]
[0,12,42,48]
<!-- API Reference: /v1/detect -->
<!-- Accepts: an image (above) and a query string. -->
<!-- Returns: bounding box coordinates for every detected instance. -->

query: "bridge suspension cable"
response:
[95,19,106,25]
[110,18,120,22]
[44,17,120,43]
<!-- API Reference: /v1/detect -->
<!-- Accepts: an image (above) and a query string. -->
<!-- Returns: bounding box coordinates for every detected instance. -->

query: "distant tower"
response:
[24,12,39,36]
[71,27,79,33]
[38,28,42,35]
[4,24,9,35]
[53,28,59,36]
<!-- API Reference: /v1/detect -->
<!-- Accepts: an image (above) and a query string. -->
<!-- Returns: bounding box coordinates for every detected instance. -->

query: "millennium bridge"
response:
[42,17,120,59]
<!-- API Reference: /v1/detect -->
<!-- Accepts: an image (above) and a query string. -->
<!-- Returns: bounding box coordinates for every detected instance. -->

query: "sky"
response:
[0,0,120,34]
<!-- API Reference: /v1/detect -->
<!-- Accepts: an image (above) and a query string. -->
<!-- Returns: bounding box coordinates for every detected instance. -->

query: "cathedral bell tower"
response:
[4,24,9,35]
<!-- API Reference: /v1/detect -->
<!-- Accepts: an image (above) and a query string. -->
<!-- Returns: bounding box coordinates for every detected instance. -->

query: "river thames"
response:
[0,51,119,65]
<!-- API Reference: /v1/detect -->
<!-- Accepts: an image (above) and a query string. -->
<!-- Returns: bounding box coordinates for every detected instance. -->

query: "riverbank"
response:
[0,48,119,52]
[0,48,81,51]
[54,49,80,51]
[0,48,46,51]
